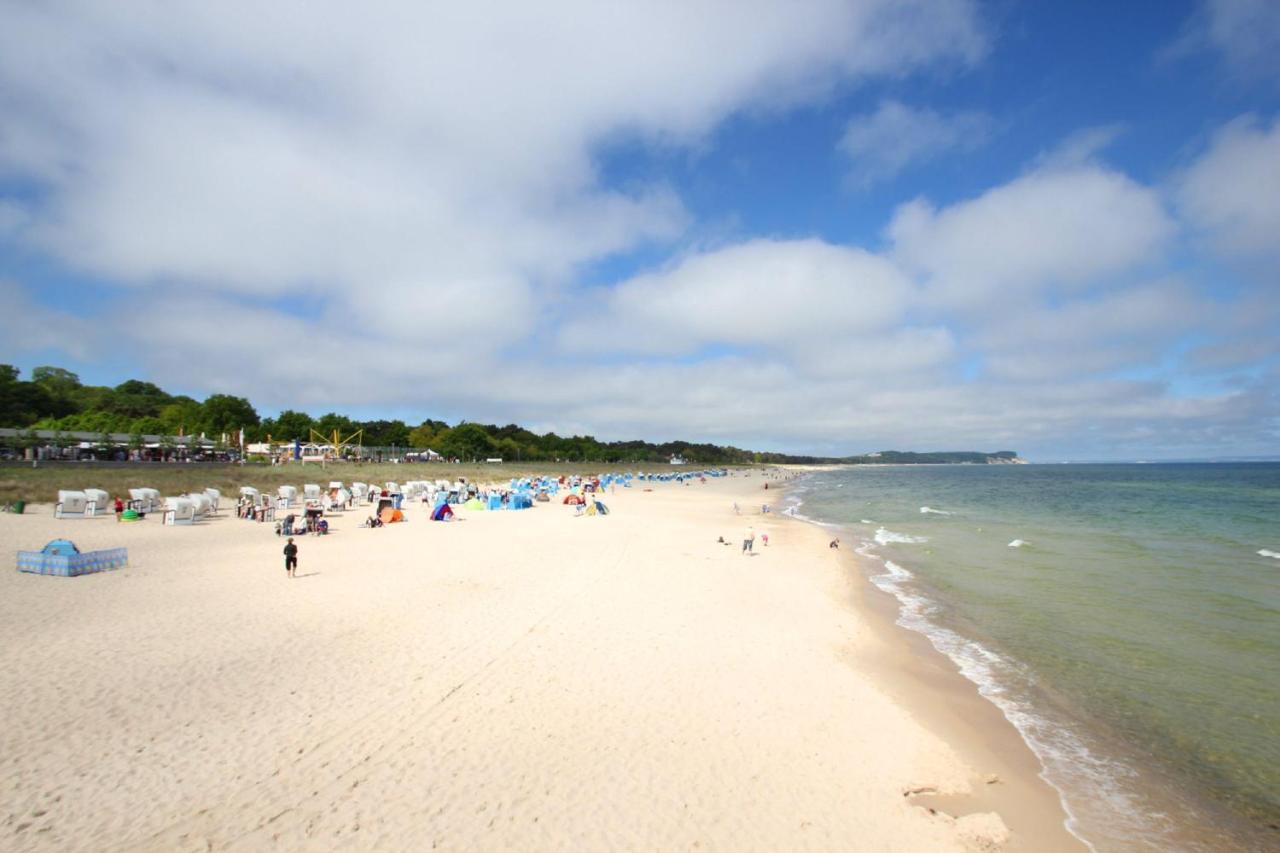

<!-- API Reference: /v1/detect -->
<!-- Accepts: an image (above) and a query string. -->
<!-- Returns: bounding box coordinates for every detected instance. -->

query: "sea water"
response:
[785,463,1280,851]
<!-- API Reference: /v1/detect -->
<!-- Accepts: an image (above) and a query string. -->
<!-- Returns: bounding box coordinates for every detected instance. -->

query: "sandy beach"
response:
[0,472,1080,851]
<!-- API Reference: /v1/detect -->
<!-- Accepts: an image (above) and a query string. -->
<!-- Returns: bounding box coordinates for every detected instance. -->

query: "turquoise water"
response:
[787,463,1280,851]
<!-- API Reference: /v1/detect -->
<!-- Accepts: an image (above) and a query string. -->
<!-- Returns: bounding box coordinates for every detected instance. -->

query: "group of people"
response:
[237,497,270,521]
[274,512,328,536]
[741,526,770,554]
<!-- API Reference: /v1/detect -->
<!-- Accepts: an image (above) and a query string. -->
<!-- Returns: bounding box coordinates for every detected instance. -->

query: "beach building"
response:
[0,427,228,462]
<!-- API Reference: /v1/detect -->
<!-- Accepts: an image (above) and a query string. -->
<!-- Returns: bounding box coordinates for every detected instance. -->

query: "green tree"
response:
[268,409,314,441]
[104,380,170,420]
[200,394,259,436]
[31,366,82,417]
[0,365,57,426]
[408,423,437,449]
[495,436,523,461]
[313,412,356,439]
[129,416,167,436]
[31,366,80,392]
[363,419,410,447]
[158,399,203,436]
[409,419,449,449]
[114,379,166,398]
[437,423,495,461]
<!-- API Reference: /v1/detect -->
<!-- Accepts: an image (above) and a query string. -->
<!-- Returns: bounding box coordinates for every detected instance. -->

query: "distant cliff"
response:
[842,450,1023,465]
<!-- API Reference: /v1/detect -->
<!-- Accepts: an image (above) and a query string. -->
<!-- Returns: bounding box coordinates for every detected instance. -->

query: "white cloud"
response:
[839,100,991,186]
[1032,124,1125,171]
[1198,0,1280,78]
[788,326,956,379]
[887,163,1176,308]
[1178,114,1280,258]
[0,281,97,361]
[974,279,1204,387]
[561,239,913,355]
[0,200,30,236]
[0,0,985,338]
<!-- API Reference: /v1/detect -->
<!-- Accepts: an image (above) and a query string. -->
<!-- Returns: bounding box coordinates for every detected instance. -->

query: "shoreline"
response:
[3,471,1081,850]
[763,474,1084,851]
[773,468,1278,852]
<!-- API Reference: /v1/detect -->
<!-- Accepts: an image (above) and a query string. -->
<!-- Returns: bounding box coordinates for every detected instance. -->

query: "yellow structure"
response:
[307,428,364,461]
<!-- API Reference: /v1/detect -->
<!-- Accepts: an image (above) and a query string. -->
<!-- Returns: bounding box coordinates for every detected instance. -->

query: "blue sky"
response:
[1,1,1277,460]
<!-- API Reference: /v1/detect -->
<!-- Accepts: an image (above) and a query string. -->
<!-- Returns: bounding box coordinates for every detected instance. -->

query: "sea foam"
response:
[1259,549,1280,559]
[874,526,927,546]
[920,506,953,515]
[1008,539,1030,548]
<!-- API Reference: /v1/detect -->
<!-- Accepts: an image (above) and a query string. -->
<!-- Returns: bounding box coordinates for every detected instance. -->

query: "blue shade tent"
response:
[487,493,503,510]
[18,540,127,577]
[507,494,533,510]
[44,539,80,555]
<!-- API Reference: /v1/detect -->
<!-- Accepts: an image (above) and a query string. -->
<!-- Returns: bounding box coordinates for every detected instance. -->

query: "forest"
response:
[0,365,779,464]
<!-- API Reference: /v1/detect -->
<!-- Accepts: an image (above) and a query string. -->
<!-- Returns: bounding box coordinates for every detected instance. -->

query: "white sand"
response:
[1,475,1079,851]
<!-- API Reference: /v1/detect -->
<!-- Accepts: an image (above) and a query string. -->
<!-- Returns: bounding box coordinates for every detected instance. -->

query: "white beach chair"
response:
[83,488,110,516]
[164,496,195,526]
[56,490,88,519]
[130,487,161,513]
[187,492,212,518]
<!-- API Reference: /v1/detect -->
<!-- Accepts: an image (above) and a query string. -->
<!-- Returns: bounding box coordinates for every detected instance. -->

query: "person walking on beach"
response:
[283,537,298,578]
[743,526,755,555]
[113,496,124,521]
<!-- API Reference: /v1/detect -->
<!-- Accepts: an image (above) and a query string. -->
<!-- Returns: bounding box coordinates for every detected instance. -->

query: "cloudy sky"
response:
[1,0,1277,460]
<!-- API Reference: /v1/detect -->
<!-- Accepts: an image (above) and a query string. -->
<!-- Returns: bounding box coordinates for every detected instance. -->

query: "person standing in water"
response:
[283,537,298,578]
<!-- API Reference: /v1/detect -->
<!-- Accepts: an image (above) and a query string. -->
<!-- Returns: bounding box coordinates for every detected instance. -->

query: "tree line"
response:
[0,364,792,464]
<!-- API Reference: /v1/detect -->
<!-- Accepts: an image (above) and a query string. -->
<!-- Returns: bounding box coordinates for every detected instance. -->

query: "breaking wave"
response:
[873,526,928,546]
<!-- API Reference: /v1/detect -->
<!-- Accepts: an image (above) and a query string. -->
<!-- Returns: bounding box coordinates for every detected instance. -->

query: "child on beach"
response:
[743,527,755,555]
[283,538,298,578]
